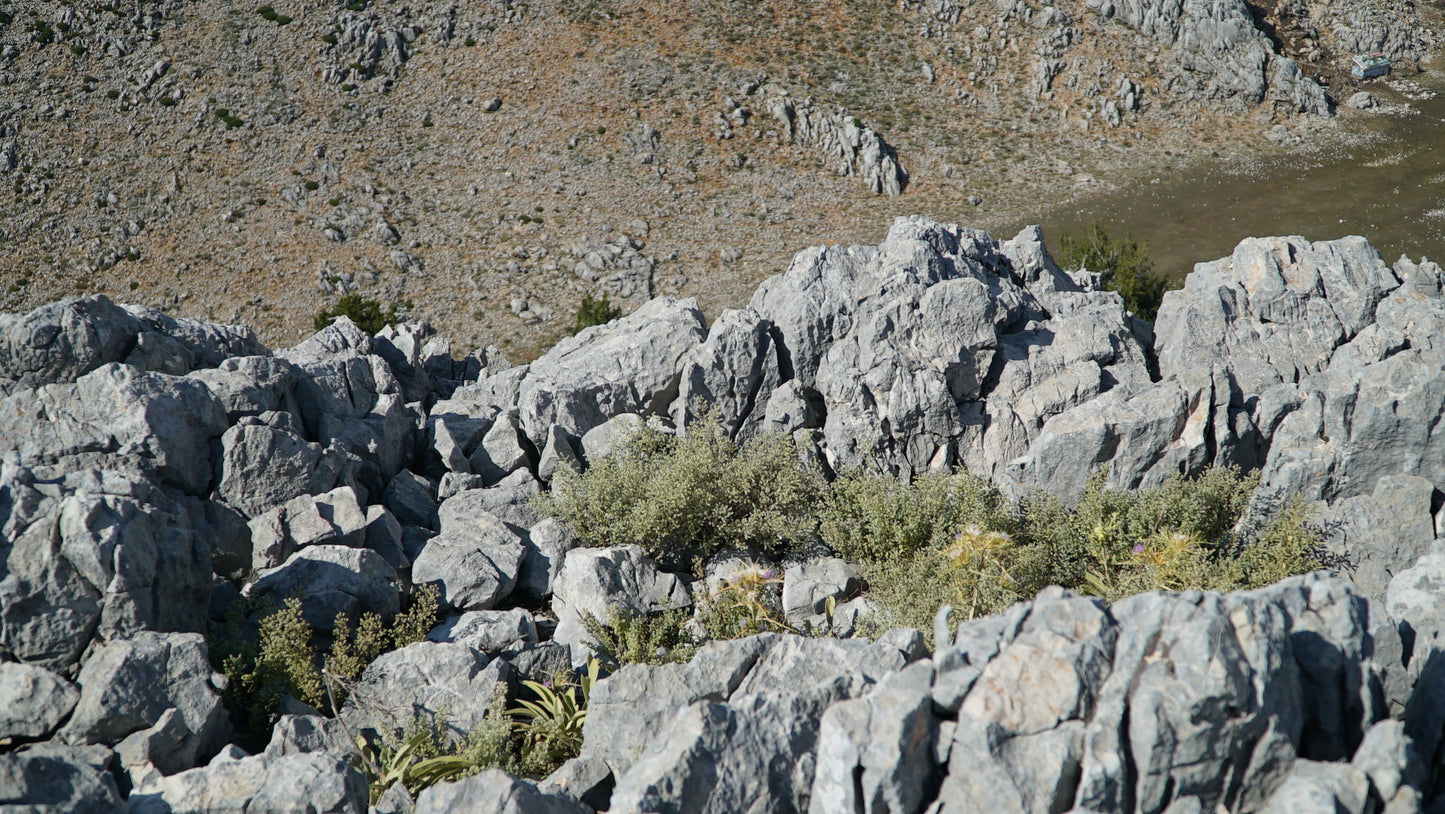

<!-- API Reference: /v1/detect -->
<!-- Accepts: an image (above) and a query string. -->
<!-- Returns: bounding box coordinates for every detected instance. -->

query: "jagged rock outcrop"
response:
[1084,0,1331,115]
[7,218,1445,811]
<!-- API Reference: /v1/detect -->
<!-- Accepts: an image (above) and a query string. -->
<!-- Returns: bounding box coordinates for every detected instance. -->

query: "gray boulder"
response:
[781,557,864,626]
[339,641,514,744]
[516,517,580,599]
[248,486,371,572]
[579,412,646,464]
[1312,474,1438,602]
[470,408,531,484]
[0,662,79,742]
[264,714,363,764]
[0,745,125,813]
[411,503,526,611]
[551,545,693,664]
[59,632,229,769]
[442,469,542,529]
[0,362,228,495]
[1257,759,1372,814]
[278,318,410,483]
[515,296,706,446]
[121,305,269,374]
[427,608,538,654]
[382,469,438,530]
[0,467,217,670]
[537,424,582,481]
[128,750,367,814]
[247,545,400,632]
[605,634,915,812]
[414,768,590,814]
[0,294,141,387]
[669,308,783,441]
[808,661,939,814]
[423,406,492,476]
[216,423,356,518]
[187,356,299,422]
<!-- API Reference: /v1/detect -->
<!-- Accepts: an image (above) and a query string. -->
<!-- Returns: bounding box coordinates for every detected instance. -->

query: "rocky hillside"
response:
[0,0,1438,358]
[6,217,1445,811]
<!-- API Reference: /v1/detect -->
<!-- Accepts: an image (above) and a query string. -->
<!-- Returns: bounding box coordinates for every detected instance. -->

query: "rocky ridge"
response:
[6,217,1445,811]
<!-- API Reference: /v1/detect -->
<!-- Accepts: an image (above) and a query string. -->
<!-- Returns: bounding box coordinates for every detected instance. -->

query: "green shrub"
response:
[210,585,440,748]
[1058,222,1171,321]
[314,294,400,335]
[537,416,825,561]
[820,470,1017,563]
[853,467,1323,639]
[580,607,697,668]
[571,293,622,335]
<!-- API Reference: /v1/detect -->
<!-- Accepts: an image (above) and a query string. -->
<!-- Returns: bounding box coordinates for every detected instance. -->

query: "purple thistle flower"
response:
[1132,544,1146,554]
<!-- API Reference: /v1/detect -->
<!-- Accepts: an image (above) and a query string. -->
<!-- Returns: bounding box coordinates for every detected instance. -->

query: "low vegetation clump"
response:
[537,415,826,562]
[210,584,601,791]
[581,607,698,668]
[1058,221,1173,321]
[571,293,622,335]
[540,423,1324,645]
[208,585,441,748]
[313,294,401,335]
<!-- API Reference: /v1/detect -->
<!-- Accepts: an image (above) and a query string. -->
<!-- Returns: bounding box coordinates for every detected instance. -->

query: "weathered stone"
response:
[537,424,582,482]
[427,608,538,654]
[579,413,645,464]
[669,308,782,441]
[264,714,362,764]
[413,768,590,814]
[0,662,79,742]
[516,297,706,446]
[442,469,542,529]
[340,641,514,744]
[128,751,367,814]
[188,356,299,421]
[0,468,218,671]
[470,408,531,484]
[516,517,579,599]
[248,486,370,572]
[217,423,354,518]
[551,545,693,664]
[781,556,864,625]
[0,294,141,387]
[0,363,228,495]
[808,660,939,814]
[0,745,125,813]
[60,632,229,769]
[411,503,525,611]
[247,546,400,632]
[382,470,438,530]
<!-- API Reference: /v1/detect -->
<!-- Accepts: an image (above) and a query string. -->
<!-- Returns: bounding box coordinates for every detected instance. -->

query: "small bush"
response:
[210,585,440,748]
[571,293,622,335]
[1058,222,1171,321]
[580,607,697,669]
[314,294,400,335]
[853,467,1323,638]
[537,416,826,561]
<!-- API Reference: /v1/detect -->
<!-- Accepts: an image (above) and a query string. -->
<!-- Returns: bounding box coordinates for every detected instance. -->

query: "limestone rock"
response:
[0,662,80,742]
[60,632,229,770]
